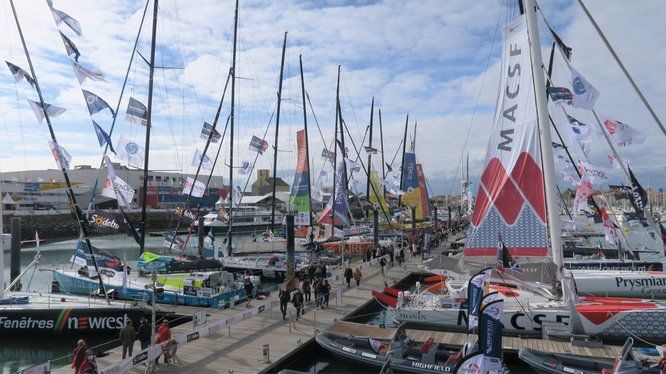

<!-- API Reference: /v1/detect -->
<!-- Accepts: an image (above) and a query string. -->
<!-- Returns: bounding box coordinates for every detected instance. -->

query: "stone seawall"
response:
[2,211,176,241]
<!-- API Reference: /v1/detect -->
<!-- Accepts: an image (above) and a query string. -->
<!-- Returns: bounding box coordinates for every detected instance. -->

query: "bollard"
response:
[262,344,270,364]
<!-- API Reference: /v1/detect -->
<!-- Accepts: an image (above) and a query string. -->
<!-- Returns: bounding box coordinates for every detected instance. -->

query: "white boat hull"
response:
[568,269,666,299]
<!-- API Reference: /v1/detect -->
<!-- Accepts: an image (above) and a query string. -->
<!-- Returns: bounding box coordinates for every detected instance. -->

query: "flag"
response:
[364,146,378,154]
[88,210,120,234]
[318,170,329,182]
[82,90,114,116]
[555,154,573,169]
[560,172,577,186]
[59,31,80,61]
[496,236,522,273]
[50,6,82,36]
[573,174,594,214]
[125,97,148,126]
[191,149,214,170]
[321,148,334,161]
[116,135,145,168]
[455,351,485,374]
[546,23,572,59]
[181,177,205,198]
[200,122,221,143]
[600,115,645,147]
[565,114,592,144]
[467,268,491,331]
[27,99,66,124]
[239,160,251,175]
[628,167,648,219]
[311,187,323,201]
[577,161,609,183]
[599,203,619,245]
[92,121,115,154]
[71,61,105,84]
[102,173,134,207]
[571,67,599,109]
[385,163,393,173]
[552,142,564,149]
[547,86,573,105]
[48,140,71,169]
[336,139,348,157]
[5,61,34,87]
[232,185,242,206]
[249,135,268,154]
[345,158,361,173]
[71,241,123,276]
[607,154,629,170]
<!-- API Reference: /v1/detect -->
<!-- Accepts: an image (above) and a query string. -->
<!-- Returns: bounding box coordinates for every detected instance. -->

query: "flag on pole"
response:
[239,160,251,175]
[607,154,629,170]
[571,67,599,110]
[5,61,34,87]
[547,86,573,105]
[191,149,214,170]
[116,135,145,168]
[27,99,66,124]
[232,185,243,206]
[92,121,115,154]
[48,141,71,169]
[573,174,594,214]
[200,122,221,143]
[600,115,645,147]
[125,97,148,126]
[249,135,268,154]
[560,172,577,186]
[385,163,393,173]
[321,148,334,161]
[565,114,592,144]
[59,31,80,61]
[336,139,348,157]
[71,61,105,84]
[576,161,609,183]
[345,158,361,173]
[496,236,523,273]
[82,90,114,116]
[49,6,82,36]
[181,177,205,198]
[363,146,378,154]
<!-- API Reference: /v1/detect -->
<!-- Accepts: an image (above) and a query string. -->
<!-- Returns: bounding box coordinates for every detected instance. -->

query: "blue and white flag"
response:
[83,90,114,116]
[571,67,599,110]
[200,122,221,143]
[321,148,334,161]
[565,114,591,144]
[547,86,573,105]
[48,140,71,169]
[116,135,144,168]
[239,160,251,175]
[59,31,80,61]
[5,61,34,87]
[27,99,66,124]
[181,177,205,198]
[125,97,148,126]
[364,146,378,154]
[249,135,268,154]
[49,5,82,36]
[191,149,214,170]
[345,158,361,173]
[92,121,115,154]
[72,61,105,84]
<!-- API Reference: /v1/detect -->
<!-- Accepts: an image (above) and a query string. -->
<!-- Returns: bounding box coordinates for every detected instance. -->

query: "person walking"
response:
[279,289,290,320]
[379,257,387,277]
[70,339,87,373]
[119,319,136,359]
[292,289,304,320]
[323,280,331,308]
[137,318,151,350]
[344,266,353,288]
[313,278,322,308]
[389,249,395,267]
[302,278,311,303]
[243,276,254,308]
[399,247,405,266]
[155,320,172,365]
[353,267,363,288]
[77,350,98,374]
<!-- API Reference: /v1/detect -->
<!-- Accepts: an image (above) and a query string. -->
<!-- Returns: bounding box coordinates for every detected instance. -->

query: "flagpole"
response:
[8,0,108,301]
[139,0,158,254]
[366,97,374,198]
[271,32,287,232]
[398,114,409,208]
[228,0,239,256]
[299,55,314,239]
[379,109,386,181]
[330,66,340,226]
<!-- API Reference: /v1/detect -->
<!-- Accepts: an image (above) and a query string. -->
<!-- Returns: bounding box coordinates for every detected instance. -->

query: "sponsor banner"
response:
[89,210,120,234]
[290,130,311,226]
[193,310,207,328]
[317,160,350,226]
[22,361,50,374]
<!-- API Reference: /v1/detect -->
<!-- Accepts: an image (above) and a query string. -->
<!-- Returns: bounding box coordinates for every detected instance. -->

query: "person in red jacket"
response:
[77,350,97,374]
[154,319,172,364]
[70,339,87,373]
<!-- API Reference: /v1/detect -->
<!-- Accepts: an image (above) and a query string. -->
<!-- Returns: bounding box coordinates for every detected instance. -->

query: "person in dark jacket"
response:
[292,289,304,320]
[70,339,87,373]
[119,320,136,359]
[313,278,322,308]
[344,266,353,288]
[322,280,331,308]
[243,276,253,307]
[279,289,291,320]
[137,318,151,350]
[308,265,316,282]
[302,278,311,302]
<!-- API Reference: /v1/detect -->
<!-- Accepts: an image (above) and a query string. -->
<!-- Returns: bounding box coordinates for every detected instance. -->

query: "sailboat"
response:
[389,1,666,343]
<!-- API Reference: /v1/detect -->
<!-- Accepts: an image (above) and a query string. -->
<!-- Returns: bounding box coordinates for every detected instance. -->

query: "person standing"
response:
[353,267,363,288]
[137,318,151,350]
[344,266,353,288]
[119,320,136,359]
[70,339,87,373]
[313,278,322,308]
[323,280,331,308]
[243,276,254,308]
[279,289,290,320]
[155,320,172,365]
[302,278,311,303]
[77,350,98,374]
[379,257,387,277]
[399,247,405,266]
[292,289,304,320]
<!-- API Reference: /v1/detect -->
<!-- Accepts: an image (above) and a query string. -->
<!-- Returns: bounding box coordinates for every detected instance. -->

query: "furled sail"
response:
[290,129,311,226]
[317,160,350,227]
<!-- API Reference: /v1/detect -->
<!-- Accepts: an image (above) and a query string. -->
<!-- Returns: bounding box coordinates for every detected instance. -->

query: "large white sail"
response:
[465,16,549,261]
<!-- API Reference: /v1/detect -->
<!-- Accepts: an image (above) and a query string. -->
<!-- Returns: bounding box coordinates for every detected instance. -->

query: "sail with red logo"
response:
[464,16,549,263]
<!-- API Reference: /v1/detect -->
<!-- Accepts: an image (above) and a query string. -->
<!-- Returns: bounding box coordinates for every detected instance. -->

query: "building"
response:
[0,164,227,211]
[251,169,289,196]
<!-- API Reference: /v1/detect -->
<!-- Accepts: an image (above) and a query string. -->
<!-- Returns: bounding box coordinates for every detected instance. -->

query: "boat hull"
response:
[569,270,666,299]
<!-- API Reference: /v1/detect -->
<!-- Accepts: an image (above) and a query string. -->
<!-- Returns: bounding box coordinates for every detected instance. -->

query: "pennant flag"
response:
[478,299,505,373]
[573,174,594,214]
[71,61,105,84]
[547,86,573,105]
[560,172,577,186]
[88,210,120,234]
[363,146,378,154]
[565,114,591,144]
[71,241,123,277]
[600,115,645,147]
[191,149,214,170]
[336,139,348,157]
[345,158,361,173]
[577,161,609,183]
[116,135,145,168]
[571,67,599,109]
[607,154,629,170]
[546,23,572,59]
[609,185,633,200]
[320,148,334,161]
[164,229,185,250]
[92,121,115,154]
[102,175,134,207]
[59,31,80,61]
[628,167,648,220]
[239,160,251,175]
[27,99,66,124]
[82,90,114,116]
[385,163,393,173]
[496,236,523,273]
[552,142,564,149]
[50,6,82,36]
[249,135,268,154]
[181,177,205,198]
[200,122,221,143]
[599,203,619,245]
[48,140,71,169]
[174,206,198,224]
[125,97,148,126]
[467,267,491,331]
[5,61,34,87]
[232,185,243,206]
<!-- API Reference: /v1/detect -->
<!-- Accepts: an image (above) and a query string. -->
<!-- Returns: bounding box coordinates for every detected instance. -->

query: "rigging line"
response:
[2,3,25,174]
[447,0,504,197]
[340,73,362,140]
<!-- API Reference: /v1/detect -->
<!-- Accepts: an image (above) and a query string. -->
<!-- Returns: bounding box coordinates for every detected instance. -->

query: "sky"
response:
[0,0,664,196]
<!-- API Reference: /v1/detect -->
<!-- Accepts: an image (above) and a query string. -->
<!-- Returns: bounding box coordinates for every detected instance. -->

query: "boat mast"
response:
[379,109,386,181]
[298,55,314,238]
[366,97,374,198]
[330,66,340,226]
[524,0,563,268]
[8,0,108,299]
[398,114,409,207]
[139,0,159,254]
[271,32,287,232]
[228,0,239,255]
